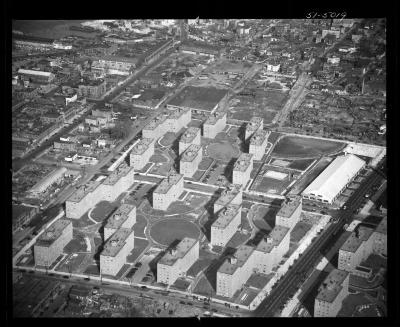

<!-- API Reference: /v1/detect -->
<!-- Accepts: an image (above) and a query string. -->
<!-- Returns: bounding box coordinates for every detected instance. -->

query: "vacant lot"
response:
[272,136,345,158]
[149,219,200,246]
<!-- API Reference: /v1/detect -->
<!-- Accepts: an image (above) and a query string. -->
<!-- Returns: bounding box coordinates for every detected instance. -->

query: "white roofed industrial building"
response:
[302,154,365,204]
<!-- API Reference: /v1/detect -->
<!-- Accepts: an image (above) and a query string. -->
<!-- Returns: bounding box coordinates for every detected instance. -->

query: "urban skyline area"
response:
[11,18,388,318]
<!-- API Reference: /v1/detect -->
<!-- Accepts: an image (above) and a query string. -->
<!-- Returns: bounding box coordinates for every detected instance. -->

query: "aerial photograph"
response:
[11,18,387,318]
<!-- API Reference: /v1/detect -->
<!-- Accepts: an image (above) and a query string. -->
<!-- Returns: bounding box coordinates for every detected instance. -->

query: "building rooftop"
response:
[215,184,242,207]
[143,112,169,131]
[36,219,71,247]
[168,107,190,120]
[18,69,53,78]
[102,163,134,186]
[212,204,241,229]
[233,153,253,172]
[250,129,269,146]
[340,226,374,253]
[204,110,227,125]
[218,245,255,275]
[154,172,183,194]
[99,55,138,65]
[131,138,154,155]
[181,144,202,162]
[276,195,302,218]
[256,225,290,253]
[158,237,198,266]
[375,217,387,235]
[316,269,349,303]
[79,79,105,87]
[66,180,102,203]
[101,228,133,257]
[180,127,201,143]
[180,40,221,53]
[105,204,136,230]
[246,117,263,133]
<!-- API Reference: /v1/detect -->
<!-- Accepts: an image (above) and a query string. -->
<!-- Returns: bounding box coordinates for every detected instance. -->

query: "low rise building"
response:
[34,219,73,267]
[249,129,270,160]
[232,153,253,187]
[153,172,184,210]
[129,138,155,170]
[214,184,242,213]
[94,55,138,75]
[245,117,263,141]
[253,226,290,274]
[203,111,227,139]
[18,69,55,84]
[179,127,201,154]
[275,195,302,230]
[314,269,349,317]
[100,228,135,276]
[180,144,202,177]
[104,204,136,241]
[165,108,191,133]
[157,237,199,285]
[211,204,241,247]
[28,167,67,196]
[216,245,255,298]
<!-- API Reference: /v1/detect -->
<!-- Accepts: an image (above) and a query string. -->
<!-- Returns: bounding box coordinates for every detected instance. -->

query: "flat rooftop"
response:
[181,144,202,162]
[158,237,198,266]
[18,69,53,77]
[102,163,134,186]
[256,225,290,253]
[212,204,241,229]
[101,228,133,257]
[79,79,105,87]
[99,55,138,64]
[131,138,154,155]
[215,184,242,207]
[167,86,228,112]
[180,40,221,53]
[143,113,169,131]
[154,173,183,194]
[36,219,71,247]
[66,180,102,203]
[316,269,349,303]
[276,196,302,218]
[340,226,374,253]
[105,204,136,230]
[375,217,387,235]
[250,130,269,146]
[246,117,263,133]
[218,245,255,275]
[168,107,190,120]
[204,111,227,125]
[233,153,253,172]
[180,127,201,143]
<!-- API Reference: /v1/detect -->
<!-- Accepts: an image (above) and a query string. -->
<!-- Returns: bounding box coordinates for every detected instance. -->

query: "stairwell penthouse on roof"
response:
[213,204,241,229]
[233,153,253,172]
[154,173,184,194]
[101,228,134,257]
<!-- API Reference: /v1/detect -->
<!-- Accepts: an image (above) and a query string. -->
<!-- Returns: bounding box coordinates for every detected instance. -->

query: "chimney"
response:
[266,236,273,244]
[229,256,237,264]
[170,248,177,256]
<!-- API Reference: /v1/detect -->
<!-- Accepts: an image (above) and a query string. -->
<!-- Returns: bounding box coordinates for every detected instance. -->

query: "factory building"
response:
[275,196,302,231]
[179,144,203,177]
[104,204,136,241]
[157,237,199,285]
[249,129,270,160]
[152,172,184,210]
[130,138,155,170]
[211,204,241,247]
[28,167,67,196]
[216,245,255,298]
[338,226,375,275]
[214,184,242,213]
[142,113,169,139]
[253,226,290,274]
[314,269,349,317]
[372,217,387,256]
[65,180,103,219]
[302,154,366,204]
[18,69,55,84]
[99,163,135,202]
[203,111,227,139]
[232,153,253,187]
[179,127,201,154]
[245,117,263,141]
[100,228,135,276]
[34,219,73,267]
[165,108,191,133]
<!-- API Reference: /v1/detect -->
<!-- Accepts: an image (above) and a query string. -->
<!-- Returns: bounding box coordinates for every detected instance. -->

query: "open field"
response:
[272,136,345,158]
[149,219,200,246]
[252,175,292,195]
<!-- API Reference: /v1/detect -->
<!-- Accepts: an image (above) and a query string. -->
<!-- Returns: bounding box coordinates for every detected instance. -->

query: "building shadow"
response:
[222,158,236,181]
[201,193,222,242]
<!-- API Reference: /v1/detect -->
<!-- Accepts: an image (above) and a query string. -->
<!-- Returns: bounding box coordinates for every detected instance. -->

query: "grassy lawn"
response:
[287,159,315,171]
[149,154,167,163]
[159,132,177,147]
[193,276,214,297]
[207,141,240,162]
[63,233,87,253]
[198,157,214,170]
[226,231,250,248]
[126,238,149,264]
[253,176,290,194]
[84,264,100,276]
[338,293,372,317]
[133,214,148,238]
[252,204,278,232]
[290,221,313,244]
[149,161,172,176]
[71,212,96,228]
[91,201,117,223]
[149,219,200,246]
[272,136,345,158]
[246,273,274,290]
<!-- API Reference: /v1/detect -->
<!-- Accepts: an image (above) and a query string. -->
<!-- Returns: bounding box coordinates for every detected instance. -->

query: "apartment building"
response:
[130,138,155,170]
[104,204,136,241]
[245,117,263,141]
[211,204,241,247]
[152,172,184,210]
[179,127,201,154]
[203,111,227,139]
[232,153,253,187]
[165,108,191,133]
[214,184,242,213]
[179,144,203,177]
[249,129,270,160]
[99,163,135,202]
[275,196,302,231]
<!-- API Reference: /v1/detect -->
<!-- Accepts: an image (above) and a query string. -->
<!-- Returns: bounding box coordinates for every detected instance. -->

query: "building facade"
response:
[179,127,201,154]
[275,195,302,230]
[203,111,227,139]
[249,129,270,160]
[214,184,243,213]
[211,204,241,247]
[104,204,137,241]
[232,153,253,187]
[245,117,263,141]
[98,163,135,202]
[130,138,155,170]
[179,144,203,177]
[165,108,191,133]
[152,173,184,210]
